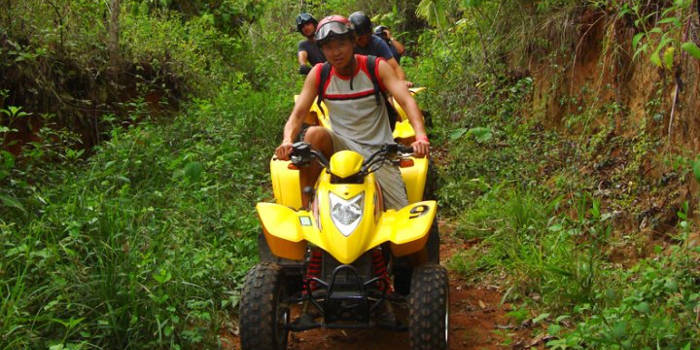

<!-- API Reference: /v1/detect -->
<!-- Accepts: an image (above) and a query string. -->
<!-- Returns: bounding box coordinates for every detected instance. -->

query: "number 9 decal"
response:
[409,204,429,219]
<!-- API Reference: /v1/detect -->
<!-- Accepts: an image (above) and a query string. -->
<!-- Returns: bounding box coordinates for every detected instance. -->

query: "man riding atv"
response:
[277,15,429,208]
[239,15,447,350]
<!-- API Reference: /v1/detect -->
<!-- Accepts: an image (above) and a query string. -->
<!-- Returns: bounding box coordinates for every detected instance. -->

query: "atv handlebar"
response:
[290,142,412,175]
[290,142,330,168]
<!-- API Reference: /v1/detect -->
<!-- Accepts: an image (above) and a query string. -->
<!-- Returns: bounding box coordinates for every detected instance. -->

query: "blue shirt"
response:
[298,40,326,65]
[354,34,395,61]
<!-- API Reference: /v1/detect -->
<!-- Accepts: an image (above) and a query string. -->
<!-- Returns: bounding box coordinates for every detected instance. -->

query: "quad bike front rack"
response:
[287,264,407,332]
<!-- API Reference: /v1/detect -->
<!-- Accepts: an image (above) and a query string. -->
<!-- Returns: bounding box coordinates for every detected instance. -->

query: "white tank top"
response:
[316,55,394,156]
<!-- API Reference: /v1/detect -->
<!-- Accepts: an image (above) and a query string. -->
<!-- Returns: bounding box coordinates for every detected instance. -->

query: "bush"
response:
[0,76,292,348]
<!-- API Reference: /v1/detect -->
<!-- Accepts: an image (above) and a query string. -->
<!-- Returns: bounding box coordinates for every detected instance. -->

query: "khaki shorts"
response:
[327,131,408,210]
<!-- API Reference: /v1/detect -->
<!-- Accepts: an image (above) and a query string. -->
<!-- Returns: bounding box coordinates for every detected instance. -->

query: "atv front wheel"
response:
[408,264,449,350]
[239,263,289,350]
[393,223,440,295]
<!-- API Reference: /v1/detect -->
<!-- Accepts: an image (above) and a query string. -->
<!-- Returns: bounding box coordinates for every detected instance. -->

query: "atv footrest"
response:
[296,264,408,331]
[288,313,321,331]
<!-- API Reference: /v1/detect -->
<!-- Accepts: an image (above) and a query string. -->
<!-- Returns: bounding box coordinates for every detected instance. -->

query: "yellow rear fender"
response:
[409,87,427,94]
[311,98,331,129]
[269,158,302,210]
[370,201,437,257]
[256,202,315,261]
[393,119,415,140]
[399,156,429,203]
[390,88,427,140]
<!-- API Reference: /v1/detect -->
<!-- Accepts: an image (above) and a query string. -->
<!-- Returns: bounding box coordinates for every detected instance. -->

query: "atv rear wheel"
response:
[240,263,289,350]
[408,264,449,350]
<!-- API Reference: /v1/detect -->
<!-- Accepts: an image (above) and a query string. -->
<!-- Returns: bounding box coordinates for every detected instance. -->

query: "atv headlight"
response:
[329,192,364,237]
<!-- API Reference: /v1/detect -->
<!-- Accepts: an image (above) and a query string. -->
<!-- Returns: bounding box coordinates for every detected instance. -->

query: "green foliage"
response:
[120,7,245,94]
[0,62,293,350]
[693,158,700,183]
[548,243,699,349]
[616,0,695,69]
[681,41,700,60]
[413,1,699,348]
[134,0,264,33]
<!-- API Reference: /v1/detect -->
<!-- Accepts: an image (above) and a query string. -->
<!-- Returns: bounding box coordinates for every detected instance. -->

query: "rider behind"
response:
[348,11,410,85]
[276,15,430,209]
[374,25,405,63]
[296,13,325,75]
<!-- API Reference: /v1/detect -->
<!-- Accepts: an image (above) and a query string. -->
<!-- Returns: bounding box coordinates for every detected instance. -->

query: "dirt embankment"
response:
[526,7,700,255]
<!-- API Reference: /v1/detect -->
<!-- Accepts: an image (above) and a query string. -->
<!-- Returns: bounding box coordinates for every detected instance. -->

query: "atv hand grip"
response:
[397,145,414,154]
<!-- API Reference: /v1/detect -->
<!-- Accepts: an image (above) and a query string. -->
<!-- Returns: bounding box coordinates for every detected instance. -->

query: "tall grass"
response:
[0,77,292,348]
[408,1,699,347]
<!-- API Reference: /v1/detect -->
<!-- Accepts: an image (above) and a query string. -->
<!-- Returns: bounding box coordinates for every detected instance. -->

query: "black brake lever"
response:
[310,149,330,168]
[290,142,312,166]
[290,142,330,168]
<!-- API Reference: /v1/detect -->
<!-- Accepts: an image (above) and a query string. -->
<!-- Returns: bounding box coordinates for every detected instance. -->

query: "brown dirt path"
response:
[223,222,544,350]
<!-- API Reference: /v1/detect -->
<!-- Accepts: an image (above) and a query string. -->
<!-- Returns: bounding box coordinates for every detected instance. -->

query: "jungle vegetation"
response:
[1,0,698,348]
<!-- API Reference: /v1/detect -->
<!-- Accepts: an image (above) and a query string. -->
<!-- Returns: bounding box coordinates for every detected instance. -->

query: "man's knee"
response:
[304,126,333,154]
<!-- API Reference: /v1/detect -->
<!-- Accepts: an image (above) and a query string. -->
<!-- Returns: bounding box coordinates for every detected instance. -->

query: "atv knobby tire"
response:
[240,263,289,350]
[408,264,449,350]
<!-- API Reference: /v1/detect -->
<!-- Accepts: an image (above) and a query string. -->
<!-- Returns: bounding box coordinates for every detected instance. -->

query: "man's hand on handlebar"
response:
[411,136,430,158]
[275,142,293,160]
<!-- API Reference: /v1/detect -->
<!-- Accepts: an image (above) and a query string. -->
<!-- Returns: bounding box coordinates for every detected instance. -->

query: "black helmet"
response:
[348,11,371,35]
[296,13,318,32]
[373,25,388,39]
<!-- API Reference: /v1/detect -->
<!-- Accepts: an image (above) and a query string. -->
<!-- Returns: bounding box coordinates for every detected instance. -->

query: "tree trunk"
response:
[108,0,121,75]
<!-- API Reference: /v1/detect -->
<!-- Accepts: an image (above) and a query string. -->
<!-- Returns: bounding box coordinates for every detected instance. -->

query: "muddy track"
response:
[225,222,543,350]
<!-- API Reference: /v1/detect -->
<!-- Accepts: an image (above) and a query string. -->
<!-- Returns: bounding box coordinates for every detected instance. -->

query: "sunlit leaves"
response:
[681,41,700,60]
[692,158,700,183]
[416,0,453,30]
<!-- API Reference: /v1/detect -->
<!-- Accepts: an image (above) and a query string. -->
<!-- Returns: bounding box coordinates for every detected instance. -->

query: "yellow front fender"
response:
[370,201,437,257]
[256,202,309,261]
[257,200,437,262]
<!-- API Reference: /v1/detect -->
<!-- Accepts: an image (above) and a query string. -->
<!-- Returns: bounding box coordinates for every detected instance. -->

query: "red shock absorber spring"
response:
[371,248,393,293]
[303,248,323,293]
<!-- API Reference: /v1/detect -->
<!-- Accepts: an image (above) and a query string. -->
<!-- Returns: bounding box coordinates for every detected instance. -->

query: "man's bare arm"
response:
[386,30,405,55]
[276,65,319,159]
[377,60,429,156]
[385,57,406,81]
[298,50,309,66]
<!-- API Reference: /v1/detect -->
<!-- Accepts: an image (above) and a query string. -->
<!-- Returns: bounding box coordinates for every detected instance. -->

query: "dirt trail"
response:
[225,222,543,350]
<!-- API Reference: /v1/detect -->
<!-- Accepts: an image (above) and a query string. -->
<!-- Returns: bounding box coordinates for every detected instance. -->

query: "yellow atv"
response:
[239,142,448,350]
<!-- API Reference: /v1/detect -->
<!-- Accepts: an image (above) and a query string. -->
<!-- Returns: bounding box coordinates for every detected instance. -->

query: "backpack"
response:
[316,55,398,131]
